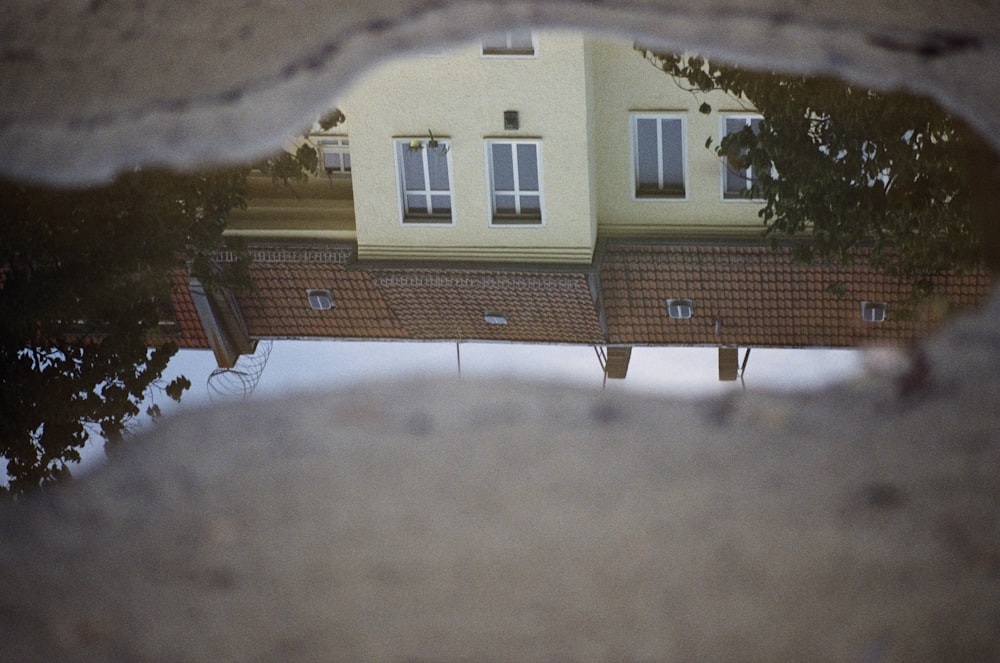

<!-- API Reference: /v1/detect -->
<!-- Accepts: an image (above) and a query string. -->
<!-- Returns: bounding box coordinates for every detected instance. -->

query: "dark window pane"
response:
[426,151,450,191]
[635,118,659,191]
[492,144,515,191]
[725,167,750,196]
[726,117,746,135]
[660,119,684,194]
[723,116,763,198]
[520,195,541,212]
[406,194,427,213]
[481,33,508,51]
[482,30,533,55]
[517,144,539,190]
[494,194,516,214]
[430,194,451,213]
[401,148,425,191]
[509,29,533,50]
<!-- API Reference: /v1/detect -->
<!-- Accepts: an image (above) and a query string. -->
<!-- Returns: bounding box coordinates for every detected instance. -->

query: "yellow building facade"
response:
[228,32,766,263]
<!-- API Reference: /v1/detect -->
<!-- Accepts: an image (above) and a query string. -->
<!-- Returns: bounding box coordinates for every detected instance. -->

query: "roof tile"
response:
[600,243,994,347]
[234,248,603,344]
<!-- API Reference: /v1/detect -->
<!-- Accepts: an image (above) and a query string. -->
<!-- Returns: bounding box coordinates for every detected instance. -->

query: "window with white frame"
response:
[306,289,334,310]
[722,115,764,200]
[860,301,887,323]
[396,139,453,223]
[666,298,694,319]
[316,137,351,173]
[481,30,535,56]
[487,141,542,225]
[631,114,686,199]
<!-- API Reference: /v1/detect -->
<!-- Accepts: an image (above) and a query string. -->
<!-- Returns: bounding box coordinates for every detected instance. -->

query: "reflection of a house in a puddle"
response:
[167,241,992,385]
[169,30,993,384]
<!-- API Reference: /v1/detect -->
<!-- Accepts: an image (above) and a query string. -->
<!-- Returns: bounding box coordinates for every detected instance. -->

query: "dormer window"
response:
[307,289,334,310]
[666,298,694,319]
[484,312,508,325]
[861,300,887,323]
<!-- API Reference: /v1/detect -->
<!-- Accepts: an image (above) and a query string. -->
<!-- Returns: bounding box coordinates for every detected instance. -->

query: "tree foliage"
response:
[0,167,253,497]
[254,142,321,190]
[317,107,347,132]
[638,49,985,282]
[0,109,337,497]
[254,107,346,190]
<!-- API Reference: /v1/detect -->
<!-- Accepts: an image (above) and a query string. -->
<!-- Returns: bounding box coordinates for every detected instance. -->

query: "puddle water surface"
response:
[1,30,994,495]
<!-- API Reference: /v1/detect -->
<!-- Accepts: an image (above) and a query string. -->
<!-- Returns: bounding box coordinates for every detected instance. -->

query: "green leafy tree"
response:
[0,111,333,497]
[638,49,986,283]
[317,108,347,132]
[254,143,321,191]
[253,107,346,192]
[0,167,253,497]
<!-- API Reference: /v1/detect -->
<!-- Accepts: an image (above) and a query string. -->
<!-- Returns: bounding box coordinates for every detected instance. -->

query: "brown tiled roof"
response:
[2,266,210,349]
[238,262,407,340]
[226,242,993,350]
[232,246,604,344]
[165,270,211,349]
[599,243,994,347]
[372,269,605,343]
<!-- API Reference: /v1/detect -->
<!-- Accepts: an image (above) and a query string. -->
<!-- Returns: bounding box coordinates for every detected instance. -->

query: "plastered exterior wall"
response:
[589,39,767,238]
[342,31,597,264]
[230,33,963,253]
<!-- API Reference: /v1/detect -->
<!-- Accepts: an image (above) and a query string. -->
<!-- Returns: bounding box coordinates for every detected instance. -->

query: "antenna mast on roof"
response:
[740,347,751,390]
[594,346,608,390]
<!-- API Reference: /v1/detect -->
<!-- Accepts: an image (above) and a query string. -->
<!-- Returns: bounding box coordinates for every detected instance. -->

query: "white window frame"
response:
[314,136,351,174]
[666,298,694,319]
[484,312,508,325]
[306,289,334,310]
[720,114,765,202]
[860,301,888,323]
[485,140,544,227]
[480,30,536,58]
[394,138,455,225]
[630,113,688,201]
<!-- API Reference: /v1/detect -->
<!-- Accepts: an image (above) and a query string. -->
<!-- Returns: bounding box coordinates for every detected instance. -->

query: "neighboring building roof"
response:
[232,245,604,344]
[165,270,211,349]
[2,263,211,349]
[599,242,994,348]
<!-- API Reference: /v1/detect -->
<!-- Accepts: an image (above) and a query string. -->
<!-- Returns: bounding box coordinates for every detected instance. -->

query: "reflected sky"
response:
[171,342,865,404]
[81,341,863,476]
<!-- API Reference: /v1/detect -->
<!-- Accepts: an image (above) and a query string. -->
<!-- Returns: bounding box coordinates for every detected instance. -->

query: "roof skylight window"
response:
[861,300,887,323]
[484,312,508,325]
[307,289,334,310]
[666,298,694,319]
